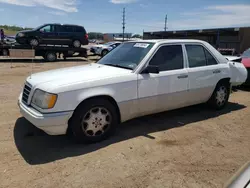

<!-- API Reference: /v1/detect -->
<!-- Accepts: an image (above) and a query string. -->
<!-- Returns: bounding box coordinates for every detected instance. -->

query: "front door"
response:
[137,44,189,116]
[39,24,58,44]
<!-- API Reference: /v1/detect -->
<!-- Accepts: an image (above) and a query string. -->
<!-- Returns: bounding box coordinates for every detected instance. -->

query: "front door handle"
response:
[178,75,188,79]
[213,70,221,74]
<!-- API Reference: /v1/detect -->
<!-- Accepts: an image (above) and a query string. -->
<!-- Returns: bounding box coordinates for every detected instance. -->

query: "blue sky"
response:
[0,0,250,34]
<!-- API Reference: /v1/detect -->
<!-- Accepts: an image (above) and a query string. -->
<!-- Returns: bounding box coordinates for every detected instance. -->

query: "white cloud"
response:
[145,4,250,31]
[110,0,138,4]
[0,0,77,12]
[49,11,66,16]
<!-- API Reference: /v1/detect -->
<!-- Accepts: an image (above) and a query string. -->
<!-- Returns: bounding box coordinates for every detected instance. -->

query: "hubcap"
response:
[81,107,111,137]
[216,86,227,106]
[73,40,81,47]
[47,53,56,61]
[103,51,108,56]
[30,39,38,46]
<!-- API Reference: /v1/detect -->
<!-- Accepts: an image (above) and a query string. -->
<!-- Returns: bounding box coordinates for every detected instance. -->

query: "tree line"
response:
[0,25,33,31]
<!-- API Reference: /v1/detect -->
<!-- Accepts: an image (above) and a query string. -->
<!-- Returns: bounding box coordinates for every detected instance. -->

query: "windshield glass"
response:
[33,24,47,31]
[242,48,250,58]
[97,42,154,70]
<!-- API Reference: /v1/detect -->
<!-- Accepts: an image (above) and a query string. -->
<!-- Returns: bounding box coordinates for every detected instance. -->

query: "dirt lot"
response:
[0,58,250,188]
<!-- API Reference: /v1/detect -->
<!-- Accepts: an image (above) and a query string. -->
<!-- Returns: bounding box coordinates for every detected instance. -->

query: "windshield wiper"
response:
[104,64,133,70]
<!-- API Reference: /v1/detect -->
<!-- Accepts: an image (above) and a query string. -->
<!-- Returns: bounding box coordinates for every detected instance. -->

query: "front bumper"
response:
[18,100,73,135]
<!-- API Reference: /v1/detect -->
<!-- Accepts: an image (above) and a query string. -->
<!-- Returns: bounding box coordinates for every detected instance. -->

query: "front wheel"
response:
[69,98,119,143]
[44,52,57,62]
[208,82,230,110]
[29,38,39,47]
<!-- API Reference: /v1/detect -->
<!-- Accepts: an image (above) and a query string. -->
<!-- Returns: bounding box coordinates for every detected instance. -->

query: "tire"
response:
[101,50,109,57]
[207,81,230,110]
[2,49,9,56]
[72,40,81,48]
[69,98,119,143]
[29,38,39,47]
[45,52,57,62]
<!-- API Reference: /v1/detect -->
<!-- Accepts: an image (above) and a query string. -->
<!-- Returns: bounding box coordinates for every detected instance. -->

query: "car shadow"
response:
[0,58,88,63]
[14,102,246,165]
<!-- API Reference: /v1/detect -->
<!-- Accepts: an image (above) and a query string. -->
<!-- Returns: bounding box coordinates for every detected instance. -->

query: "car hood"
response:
[26,63,132,92]
[91,44,106,48]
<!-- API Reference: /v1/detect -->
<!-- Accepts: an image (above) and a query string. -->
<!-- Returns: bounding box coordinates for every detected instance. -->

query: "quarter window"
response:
[149,45,184,71]
[204,48,218,65]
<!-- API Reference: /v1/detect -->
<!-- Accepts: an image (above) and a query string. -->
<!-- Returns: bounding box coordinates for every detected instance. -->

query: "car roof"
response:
[46,23,83,27]
[126,39,208,44]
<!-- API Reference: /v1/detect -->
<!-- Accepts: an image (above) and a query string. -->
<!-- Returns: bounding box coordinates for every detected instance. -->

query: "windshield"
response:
[33,24,47,31]
[97,42,154,70]
[242,48,250,58]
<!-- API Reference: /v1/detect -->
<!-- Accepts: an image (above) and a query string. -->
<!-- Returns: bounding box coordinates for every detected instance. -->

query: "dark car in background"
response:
[16,24,88,48]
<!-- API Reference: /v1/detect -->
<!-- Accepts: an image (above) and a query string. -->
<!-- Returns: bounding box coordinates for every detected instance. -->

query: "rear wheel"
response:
[44,52,57,62]
[208,81,230,110]
[72,40,81,48]
[29,38,39,47]
[69,98,119,143]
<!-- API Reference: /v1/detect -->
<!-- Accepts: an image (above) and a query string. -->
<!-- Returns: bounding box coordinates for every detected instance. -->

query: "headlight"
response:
[18,33,25,37]
[31,89,57,109]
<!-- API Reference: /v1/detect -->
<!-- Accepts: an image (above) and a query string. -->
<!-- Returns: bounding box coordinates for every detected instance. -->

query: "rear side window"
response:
[186,45,217,67]
[62,26,74,32]
[149,45,184,71]
[74,26,85,33]
[186,45,206,68]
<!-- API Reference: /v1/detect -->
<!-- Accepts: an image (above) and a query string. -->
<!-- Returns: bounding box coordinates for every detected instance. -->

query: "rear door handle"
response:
[178,75,188,79]
[213,70,221,74]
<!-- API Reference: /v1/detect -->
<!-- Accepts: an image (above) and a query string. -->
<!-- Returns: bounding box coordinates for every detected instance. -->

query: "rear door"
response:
[58,25,74,44]
[185,44,226,104]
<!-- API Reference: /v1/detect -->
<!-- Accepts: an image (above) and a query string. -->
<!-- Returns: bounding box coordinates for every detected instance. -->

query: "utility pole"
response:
[164,14,167,31]
[122,8,125,42]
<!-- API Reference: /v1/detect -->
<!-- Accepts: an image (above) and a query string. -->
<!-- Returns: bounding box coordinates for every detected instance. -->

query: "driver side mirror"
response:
[142,65,159,74]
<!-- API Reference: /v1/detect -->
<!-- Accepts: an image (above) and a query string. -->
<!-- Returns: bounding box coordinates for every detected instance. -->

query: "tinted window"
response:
[242,48,250,58]
[62,26,74,32]
[74,26,85,32]
[186,45,206,67]
[149,45,183,71]
[204,48,218,65]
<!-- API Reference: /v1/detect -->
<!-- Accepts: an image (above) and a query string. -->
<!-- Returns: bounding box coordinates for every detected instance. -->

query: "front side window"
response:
[149,45,184,71]
[40,25,52,33]
[98,42,154,70]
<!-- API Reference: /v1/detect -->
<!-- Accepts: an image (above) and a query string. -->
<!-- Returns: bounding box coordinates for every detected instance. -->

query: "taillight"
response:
[85,34,88,40]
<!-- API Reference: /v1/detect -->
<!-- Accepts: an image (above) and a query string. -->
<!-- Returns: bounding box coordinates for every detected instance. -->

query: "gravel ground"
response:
[0,58,250,188]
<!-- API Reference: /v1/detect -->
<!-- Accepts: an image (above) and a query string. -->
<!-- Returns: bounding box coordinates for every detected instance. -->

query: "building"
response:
[143,26,250,53]
[103,33,132,42]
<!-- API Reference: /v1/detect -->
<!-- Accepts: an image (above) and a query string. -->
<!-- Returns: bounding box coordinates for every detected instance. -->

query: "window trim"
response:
[184,43,219,68]
[139,43,186,73]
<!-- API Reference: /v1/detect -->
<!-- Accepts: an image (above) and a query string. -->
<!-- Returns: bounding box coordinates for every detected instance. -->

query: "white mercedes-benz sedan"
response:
[18,39,247,143]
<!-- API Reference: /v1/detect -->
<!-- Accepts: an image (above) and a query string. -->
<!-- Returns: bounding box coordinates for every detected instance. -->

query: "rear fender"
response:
[228,61,248,86]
